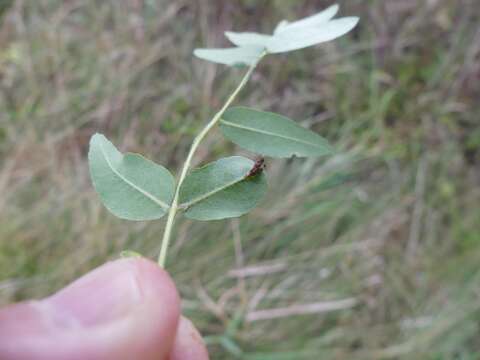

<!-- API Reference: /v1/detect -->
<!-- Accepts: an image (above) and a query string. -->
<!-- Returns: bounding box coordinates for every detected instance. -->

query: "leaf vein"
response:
[220,119,327,149]
[180,177,246,209]
[99,143,170,211]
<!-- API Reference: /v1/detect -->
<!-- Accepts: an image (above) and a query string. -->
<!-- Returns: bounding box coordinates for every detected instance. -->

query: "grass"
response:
[0,0,479,358]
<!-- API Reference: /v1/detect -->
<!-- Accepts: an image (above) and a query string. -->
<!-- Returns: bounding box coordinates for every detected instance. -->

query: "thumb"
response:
[0,258,184,360]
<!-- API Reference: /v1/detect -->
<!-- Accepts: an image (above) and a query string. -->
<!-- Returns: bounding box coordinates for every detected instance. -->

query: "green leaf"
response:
[120,250,143,258]
[267,17,359,53]
[179,156,267,221]
[273,4,339,35]
[88,133,174,221]
[225,31,273,48]
[220,107,333,158]
[193,46,264,66]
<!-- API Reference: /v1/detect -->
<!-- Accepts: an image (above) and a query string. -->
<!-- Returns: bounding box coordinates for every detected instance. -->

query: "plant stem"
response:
[158,55,265,267]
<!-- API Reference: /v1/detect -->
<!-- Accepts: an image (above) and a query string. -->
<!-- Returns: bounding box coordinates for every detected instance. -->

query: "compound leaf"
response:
[195,5,358,63]
[179,156,267,221]
[273,20,290,35]
[220,107,333,158]
[88,133,174,221]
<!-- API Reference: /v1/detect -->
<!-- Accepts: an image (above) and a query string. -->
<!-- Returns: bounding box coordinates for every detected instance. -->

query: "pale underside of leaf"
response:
[193,46,264,66]
[274,4,340,34]
[197,5,357,64]
[225,31,273,48]
[267,17,359,53]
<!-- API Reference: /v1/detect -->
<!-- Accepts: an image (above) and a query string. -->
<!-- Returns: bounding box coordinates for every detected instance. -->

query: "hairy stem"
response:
[158,55,265,267]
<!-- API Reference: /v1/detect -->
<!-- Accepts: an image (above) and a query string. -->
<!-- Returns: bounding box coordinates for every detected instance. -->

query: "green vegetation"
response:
[0,1,479,359]
[89,6,354,267]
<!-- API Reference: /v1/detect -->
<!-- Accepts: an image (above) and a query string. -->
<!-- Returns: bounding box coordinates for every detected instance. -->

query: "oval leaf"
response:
[179,156,267,221]
[88,133,174,221]
[193,46,264,66]
[225,31,273,48]
[220,107,333,158]
[267,17,359,53]
[274,5,340,35]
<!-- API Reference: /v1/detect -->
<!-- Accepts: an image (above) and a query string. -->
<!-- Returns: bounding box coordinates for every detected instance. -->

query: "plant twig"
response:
[158,54,266,267]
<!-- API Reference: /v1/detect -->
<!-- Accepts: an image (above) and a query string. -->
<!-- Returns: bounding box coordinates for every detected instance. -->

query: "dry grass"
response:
[0,1,479,358]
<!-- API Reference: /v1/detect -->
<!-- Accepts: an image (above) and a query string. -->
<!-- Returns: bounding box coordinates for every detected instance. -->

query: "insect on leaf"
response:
[179,156,267,221]
[220,107,334,158]
[88,133,175,221]
[193,46,264,66]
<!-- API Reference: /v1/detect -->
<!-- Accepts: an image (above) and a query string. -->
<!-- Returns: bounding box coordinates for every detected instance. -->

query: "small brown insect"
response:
[246,157,265,177]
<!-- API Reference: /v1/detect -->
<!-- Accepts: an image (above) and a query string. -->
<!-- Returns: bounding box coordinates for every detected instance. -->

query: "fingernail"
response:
[43,259,143,328]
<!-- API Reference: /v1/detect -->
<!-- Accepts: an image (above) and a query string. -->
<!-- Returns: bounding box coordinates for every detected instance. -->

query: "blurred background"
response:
[0,0,479,358]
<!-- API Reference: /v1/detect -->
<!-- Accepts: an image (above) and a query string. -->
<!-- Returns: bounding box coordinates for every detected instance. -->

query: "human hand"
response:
[0,258,209,360]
